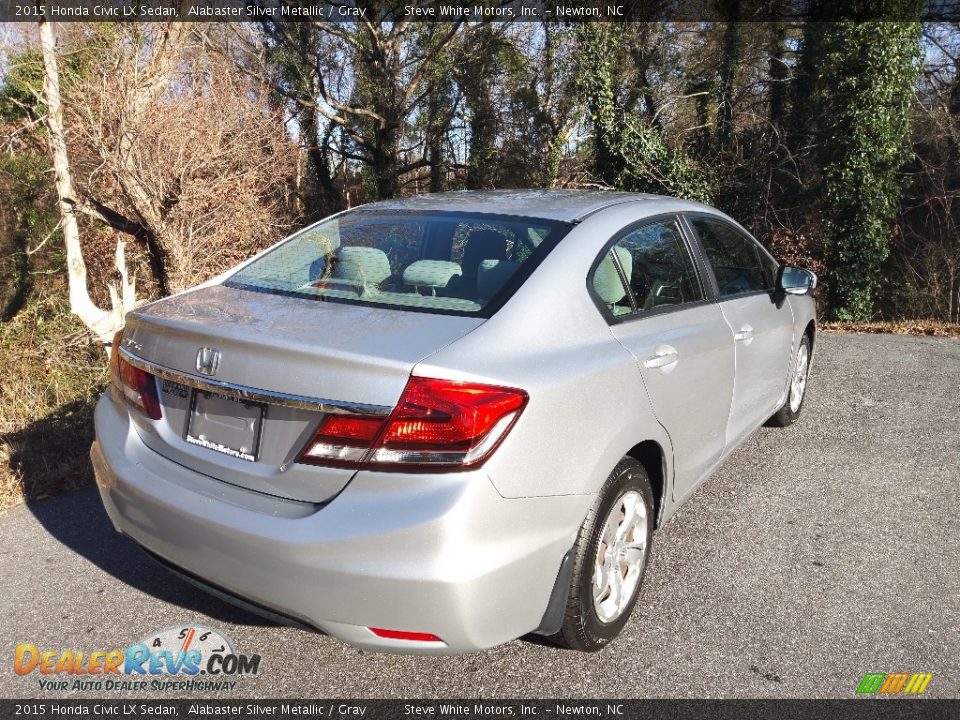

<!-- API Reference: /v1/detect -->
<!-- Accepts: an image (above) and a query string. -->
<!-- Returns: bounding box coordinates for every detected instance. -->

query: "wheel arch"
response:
[804,319,816,349]
[534,440,666,639]
[625,440,667,528]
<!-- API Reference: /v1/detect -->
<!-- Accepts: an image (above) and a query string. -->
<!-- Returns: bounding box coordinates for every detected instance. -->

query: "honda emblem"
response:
[196,347,221,376]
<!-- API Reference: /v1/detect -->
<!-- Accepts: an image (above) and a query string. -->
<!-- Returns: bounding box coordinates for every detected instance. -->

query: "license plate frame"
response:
[185,390,265,463]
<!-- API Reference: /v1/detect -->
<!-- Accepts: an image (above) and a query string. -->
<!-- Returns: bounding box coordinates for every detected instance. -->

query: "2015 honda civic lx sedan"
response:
[91,190,817,654]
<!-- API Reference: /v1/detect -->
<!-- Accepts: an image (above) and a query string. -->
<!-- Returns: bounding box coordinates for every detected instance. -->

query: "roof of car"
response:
[361,189,700,223]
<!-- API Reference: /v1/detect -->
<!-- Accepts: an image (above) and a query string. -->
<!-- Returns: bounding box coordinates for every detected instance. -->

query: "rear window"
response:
[225,210,572,316]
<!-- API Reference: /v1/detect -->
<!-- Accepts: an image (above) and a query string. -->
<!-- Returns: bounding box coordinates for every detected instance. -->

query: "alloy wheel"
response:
[593,490,648,623]
[789,343,809,413]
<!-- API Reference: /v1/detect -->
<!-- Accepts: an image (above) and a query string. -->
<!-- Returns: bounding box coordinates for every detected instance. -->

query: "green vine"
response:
[575,24,712,204]
[815,15,922,321]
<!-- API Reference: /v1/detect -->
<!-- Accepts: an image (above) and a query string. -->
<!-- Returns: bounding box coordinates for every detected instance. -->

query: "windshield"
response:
[225,210,572,316]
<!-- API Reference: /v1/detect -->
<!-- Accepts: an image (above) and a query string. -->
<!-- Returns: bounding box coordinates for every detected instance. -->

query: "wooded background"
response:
[1,13,959,327]
[1,9,959,508]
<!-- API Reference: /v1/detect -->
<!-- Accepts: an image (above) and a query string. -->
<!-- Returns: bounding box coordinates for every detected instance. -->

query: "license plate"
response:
[185,391,264,462]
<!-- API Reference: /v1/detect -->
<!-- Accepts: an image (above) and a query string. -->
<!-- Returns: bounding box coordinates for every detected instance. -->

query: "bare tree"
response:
[258,15,466,200]
[57,23,297,295]
[37,16,135,348]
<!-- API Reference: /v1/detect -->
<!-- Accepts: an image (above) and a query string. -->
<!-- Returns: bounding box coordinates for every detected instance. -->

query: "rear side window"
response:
[687,217,773,296]
[226,211,571,316]
[591,218,704,318]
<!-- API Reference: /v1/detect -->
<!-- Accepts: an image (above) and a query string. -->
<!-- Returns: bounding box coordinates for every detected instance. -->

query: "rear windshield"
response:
[225,210,572,316]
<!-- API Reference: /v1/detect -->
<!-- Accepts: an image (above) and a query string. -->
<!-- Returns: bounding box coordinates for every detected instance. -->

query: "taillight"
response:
[297,414,384,468]
[109,330,162,420]
[297,377,528,471]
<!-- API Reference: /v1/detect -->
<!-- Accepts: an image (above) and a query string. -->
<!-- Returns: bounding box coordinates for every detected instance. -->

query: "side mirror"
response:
[776,265,817,296]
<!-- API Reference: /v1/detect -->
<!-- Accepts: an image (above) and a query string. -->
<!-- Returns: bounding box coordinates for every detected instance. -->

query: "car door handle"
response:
[734,325,754,345]
[644,345,679,373]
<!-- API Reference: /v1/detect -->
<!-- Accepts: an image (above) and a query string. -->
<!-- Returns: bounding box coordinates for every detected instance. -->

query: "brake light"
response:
[109,331,162,420]
[296,377,528,471]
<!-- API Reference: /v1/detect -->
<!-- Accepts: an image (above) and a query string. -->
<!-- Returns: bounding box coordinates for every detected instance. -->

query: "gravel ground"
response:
[1,331,957,699]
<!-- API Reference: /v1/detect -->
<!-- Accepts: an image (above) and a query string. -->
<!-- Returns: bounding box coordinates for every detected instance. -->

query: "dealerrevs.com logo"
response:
[13,626,261,693]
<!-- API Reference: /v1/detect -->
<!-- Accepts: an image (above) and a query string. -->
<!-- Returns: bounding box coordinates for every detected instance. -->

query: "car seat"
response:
[332,247,392,297]
[594,247,633,316]
[403,260,463,296]
[476,259,520,303]
[447,230,509,299]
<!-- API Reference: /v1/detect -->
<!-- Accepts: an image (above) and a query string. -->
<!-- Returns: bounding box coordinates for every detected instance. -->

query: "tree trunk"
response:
[716,1,741,152]
[428,134,443,192]
[815,17,922,320]
[544,128,567,188]
[768,22,789,130]
[948,61,960,192]
[576,24,620,186]
[370,122,402,200]
[426,84,445,193]
[463,25,499,190]
[637,66,662,132]
[302,106,342,219]
[38,16,134,349]
[789,12,824,158]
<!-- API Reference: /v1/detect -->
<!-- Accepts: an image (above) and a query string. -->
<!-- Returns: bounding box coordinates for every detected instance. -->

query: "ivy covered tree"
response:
[458,23,503,190]
[0,48,54,321]
[813,13,922,320]
[575,23,712,203]
[265,23,343,221]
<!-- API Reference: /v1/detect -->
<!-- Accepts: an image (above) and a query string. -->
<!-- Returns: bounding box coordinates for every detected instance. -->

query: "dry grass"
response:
[0,281,106,512]
[821,320,960,337]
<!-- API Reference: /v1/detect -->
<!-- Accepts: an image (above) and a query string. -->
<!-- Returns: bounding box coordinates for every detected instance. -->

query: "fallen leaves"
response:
[821,321,960,337]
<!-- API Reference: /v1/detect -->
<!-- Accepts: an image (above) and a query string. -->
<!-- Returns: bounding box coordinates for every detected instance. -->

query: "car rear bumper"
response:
[91,394,589,654]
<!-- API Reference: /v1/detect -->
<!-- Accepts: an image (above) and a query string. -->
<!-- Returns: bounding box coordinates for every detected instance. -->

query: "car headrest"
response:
[477,259,520,302]
[594,246,633,305]
[333,247,392,288]
[463,230,509,277]
[403,260,463,290]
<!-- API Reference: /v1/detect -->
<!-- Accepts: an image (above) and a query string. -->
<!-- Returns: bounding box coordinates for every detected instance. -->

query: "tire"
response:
[768,333,811,427]
[549,457,654,652]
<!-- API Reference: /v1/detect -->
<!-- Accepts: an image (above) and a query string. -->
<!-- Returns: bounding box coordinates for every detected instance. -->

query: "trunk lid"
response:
[120,284,483,502]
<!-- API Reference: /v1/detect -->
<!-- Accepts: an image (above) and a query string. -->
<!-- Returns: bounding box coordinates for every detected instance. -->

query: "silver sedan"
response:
[91,190,817,654]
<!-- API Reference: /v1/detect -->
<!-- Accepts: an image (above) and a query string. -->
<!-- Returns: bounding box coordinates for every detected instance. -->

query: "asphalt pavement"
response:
[1,331,957,699]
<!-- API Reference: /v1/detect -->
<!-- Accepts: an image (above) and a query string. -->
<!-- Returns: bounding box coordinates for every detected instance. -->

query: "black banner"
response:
[1,699,959,720]
[2,0,960,24]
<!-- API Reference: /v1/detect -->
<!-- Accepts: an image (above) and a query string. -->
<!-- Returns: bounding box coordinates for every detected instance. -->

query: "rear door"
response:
[592,216,735,501]
[684,214,795,445]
